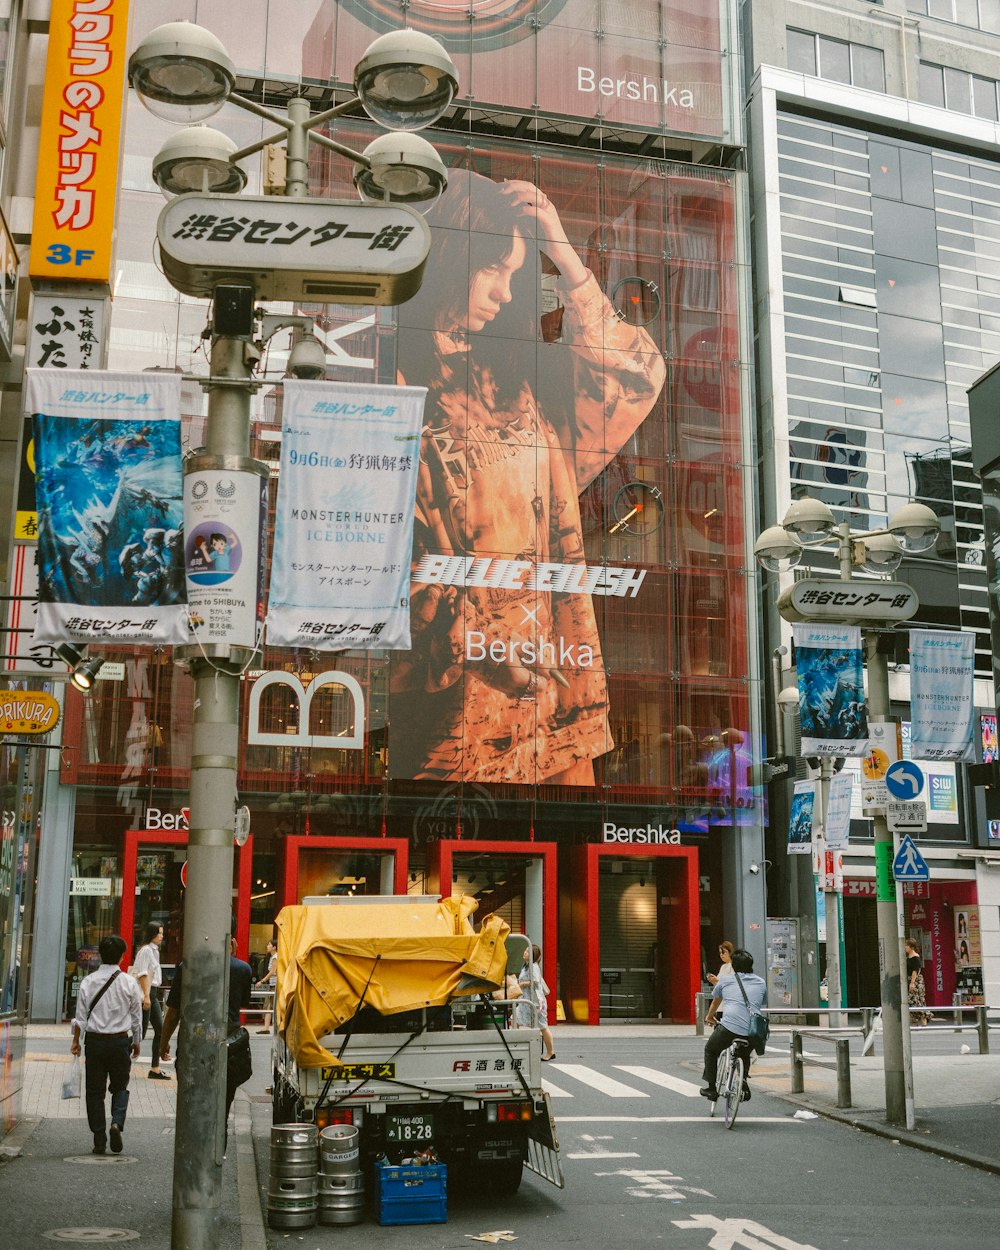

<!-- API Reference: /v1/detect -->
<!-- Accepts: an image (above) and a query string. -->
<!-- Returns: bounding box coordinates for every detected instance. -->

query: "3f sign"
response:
[247,671,365,749]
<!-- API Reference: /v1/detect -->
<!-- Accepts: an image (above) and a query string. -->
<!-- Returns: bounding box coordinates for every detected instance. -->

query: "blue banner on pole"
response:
[793,622,868,756]
[909,629,975,762]
[27,368,187,647]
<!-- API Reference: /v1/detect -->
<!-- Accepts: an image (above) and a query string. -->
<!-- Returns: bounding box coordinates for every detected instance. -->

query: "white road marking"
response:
[547,1064,649,1097]
[672,1214,820,1250]
[557,1115,806,1124]
[541,1075,573,1097]
[567,1151,641,1159]
[597,1169,713,1201]
[614,1064,702,1097]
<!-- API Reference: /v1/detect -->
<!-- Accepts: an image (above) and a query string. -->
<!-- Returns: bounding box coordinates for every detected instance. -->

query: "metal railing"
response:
[790,1031,853,1108]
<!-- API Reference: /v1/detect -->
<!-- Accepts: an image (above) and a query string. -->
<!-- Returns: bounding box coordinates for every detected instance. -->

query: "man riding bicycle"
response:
[700,948,766,1102]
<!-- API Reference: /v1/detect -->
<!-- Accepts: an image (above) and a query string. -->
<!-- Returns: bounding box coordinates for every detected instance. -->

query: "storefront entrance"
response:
[119,829,255,968]
[426,840,558,987]
[564,843,700,1025]
[281,836,409,907]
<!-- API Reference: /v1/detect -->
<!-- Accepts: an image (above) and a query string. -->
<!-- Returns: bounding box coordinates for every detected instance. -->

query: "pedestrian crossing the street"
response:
[542,1063,702,1100]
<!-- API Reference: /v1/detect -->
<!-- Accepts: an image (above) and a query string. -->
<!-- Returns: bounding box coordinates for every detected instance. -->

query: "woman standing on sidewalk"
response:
[132,922,169,1079]
[255,939,277,1034]
[905,938,930,1027]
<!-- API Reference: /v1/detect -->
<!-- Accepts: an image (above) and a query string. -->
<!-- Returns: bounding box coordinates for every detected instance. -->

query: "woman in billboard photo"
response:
[391,167,666,783]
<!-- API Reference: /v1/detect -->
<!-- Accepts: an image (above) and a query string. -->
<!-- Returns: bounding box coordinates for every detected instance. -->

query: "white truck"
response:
[270,895,563,1195]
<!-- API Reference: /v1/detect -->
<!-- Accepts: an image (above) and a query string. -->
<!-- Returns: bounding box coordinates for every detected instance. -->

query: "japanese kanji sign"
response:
[266,379,426,652]
[27,293,106,371]
[157,193,431,304]
[909,628,975,763]
[29,0,129,285]
[786,577,918,624]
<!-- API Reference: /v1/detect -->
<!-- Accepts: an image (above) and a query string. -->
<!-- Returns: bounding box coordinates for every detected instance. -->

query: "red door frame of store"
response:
[424,840,558,996]
[566,843,700,1025]
[120,829,255,964]
[281,836,410,908]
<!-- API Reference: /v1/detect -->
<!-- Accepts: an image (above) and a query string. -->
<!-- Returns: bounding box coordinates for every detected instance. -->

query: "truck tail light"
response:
[315,1107,355,1130]
[495,1101,532,1123]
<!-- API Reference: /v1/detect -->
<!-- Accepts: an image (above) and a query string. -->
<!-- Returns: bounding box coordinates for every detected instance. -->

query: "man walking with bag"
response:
[700,947,767,1102]
[71,934,144,1155]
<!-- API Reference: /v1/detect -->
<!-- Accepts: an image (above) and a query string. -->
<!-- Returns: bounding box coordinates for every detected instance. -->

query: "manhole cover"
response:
[42,1232,139,1244]
[62,1155,139,1165]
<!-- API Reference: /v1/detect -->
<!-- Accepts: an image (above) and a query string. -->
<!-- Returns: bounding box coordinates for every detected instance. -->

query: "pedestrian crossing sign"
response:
[892,834,930,882]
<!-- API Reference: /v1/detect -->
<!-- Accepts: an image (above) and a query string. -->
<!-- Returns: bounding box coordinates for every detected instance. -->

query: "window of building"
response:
[908,0,1000,33]
[919,61,1000,118]
[786,29,886,92]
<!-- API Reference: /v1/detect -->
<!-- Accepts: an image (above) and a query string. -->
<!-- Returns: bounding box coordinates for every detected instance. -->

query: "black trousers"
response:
[142,993,163,1069]
[84,1033,131,1143]
[702,1025,748,1089]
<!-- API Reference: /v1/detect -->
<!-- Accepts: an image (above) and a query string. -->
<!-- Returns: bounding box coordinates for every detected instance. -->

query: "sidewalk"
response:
[751,1031,1000,1174]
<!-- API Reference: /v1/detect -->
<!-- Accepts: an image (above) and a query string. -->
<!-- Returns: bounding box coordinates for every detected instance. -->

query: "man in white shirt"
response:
[71,934,143,1155]
[132,922,169,1079]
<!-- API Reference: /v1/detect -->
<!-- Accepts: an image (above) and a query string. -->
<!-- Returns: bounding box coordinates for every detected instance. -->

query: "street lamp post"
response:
[128,22,458,1250]
[755,494,939,1127]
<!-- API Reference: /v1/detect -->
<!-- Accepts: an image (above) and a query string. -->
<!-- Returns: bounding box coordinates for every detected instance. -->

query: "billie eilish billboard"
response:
[303,130,751,806]
[308,0,734,143]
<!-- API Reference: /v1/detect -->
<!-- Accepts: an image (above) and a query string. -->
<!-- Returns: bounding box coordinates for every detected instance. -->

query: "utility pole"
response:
[171,322,257,1247]
[865,631,907,1126]
[816,756,843,1023]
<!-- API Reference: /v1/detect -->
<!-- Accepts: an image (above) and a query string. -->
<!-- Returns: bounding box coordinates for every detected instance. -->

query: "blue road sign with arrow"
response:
[885,760,924,801]
[893,834,930,882]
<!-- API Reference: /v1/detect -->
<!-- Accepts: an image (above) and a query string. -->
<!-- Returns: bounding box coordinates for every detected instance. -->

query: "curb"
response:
[234,1090,268,1250]
[774,1093,1000,1176]
[0,1115,42,1161]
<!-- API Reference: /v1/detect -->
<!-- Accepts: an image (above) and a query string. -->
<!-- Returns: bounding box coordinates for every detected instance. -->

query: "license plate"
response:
[385,1113,434,1143]
[320,1061,396,1082]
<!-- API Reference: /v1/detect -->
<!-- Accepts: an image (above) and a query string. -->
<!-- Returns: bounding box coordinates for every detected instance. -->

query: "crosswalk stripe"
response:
[614,1065,702,1098]
[558,1116,805,1125]
[547,1064,649,1098]
[541,1077,573,1098]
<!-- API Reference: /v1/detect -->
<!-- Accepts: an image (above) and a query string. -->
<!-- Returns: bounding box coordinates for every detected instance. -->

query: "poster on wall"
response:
[267,380,426,651]
[318,0,732,143]
[27,369,188,647]
[788,780,818,855]
[793,623,868,756]
[909,629,975,762]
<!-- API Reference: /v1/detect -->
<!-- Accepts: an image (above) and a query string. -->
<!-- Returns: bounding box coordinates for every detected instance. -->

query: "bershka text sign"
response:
[144,806,189,831]
[603,822,681,844]
[29,0,130,284]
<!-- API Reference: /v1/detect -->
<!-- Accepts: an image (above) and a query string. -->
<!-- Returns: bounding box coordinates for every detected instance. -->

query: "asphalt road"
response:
[248,1031,998,1250]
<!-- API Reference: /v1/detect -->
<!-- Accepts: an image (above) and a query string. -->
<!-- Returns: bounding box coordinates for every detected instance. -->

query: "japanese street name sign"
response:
[780,578,919,624]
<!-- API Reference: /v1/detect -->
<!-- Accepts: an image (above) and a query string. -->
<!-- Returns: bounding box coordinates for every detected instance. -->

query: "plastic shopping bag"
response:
[61,1054,82,1100]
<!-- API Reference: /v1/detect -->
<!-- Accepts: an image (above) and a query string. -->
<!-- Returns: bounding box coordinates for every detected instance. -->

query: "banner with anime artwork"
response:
[909,629,975,762]
[793,623,868,757]
[266,380,426,651]
[788,780,818,856]
[27,369,187,647]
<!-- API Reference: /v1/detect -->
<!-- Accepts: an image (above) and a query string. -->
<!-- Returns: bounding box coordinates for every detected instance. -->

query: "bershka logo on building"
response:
[577,67,695,107]
[145,807,189,831]
[603,822,681,844]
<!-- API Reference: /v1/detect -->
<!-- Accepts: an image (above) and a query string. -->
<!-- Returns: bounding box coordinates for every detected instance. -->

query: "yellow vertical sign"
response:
[28,0,130,285]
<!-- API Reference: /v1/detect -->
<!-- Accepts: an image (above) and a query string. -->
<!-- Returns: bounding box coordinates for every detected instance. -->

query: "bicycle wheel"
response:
[710,1049,726,1118]
[724,1054,744,1129]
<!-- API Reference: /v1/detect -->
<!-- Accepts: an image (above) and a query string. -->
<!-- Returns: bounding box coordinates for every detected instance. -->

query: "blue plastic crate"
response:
[374,1162,447,1226]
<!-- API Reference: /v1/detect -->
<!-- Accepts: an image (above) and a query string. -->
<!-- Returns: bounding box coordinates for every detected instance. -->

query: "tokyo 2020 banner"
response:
[27,369,187,647]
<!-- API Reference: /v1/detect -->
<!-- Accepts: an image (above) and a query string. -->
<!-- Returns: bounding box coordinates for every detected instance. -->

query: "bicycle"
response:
[709,1035,751,1129]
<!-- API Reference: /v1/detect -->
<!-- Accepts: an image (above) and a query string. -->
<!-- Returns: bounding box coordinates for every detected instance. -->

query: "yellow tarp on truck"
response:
[275,895,510,1068]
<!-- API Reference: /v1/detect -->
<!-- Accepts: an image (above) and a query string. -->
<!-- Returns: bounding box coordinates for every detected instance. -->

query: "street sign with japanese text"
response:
[157,193,431,305]
[780,578,919,624]
[887,800,928,834]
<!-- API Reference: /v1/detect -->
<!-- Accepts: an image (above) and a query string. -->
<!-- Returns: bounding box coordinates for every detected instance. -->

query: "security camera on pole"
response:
[127,22,458,1250]
[755,494,939,1129]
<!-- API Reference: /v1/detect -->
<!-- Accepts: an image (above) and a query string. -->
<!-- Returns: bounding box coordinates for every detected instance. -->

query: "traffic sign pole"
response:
[893,829,917,1130]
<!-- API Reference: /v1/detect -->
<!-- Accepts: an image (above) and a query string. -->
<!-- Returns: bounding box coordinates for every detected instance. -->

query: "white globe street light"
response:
[128,21,235,123]
[355,132,448,206]
[152,126,248,196]
[354,29,459,131]
[753,524,803,572]
[888,501,940,554]
[781,495,836,545]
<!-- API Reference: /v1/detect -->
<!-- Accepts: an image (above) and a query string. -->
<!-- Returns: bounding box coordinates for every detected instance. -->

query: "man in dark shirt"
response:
[161,938,253,1133]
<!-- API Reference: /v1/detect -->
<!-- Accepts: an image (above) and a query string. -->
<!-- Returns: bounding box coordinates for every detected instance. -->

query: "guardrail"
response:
[790,1031,853,1108]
